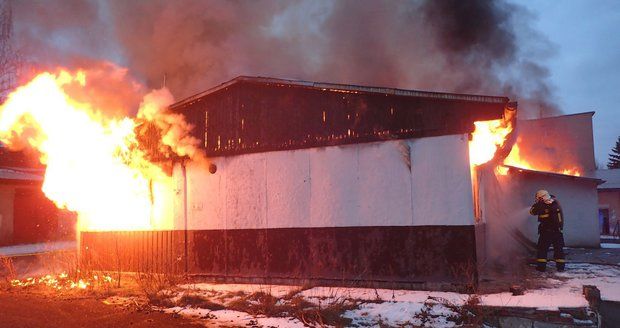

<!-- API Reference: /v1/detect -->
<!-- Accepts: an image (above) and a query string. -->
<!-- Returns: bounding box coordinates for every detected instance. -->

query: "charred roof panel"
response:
[171,76,510,157]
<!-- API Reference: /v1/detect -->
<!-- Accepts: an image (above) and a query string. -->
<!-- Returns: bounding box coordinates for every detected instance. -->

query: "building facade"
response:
[82,76,511,290]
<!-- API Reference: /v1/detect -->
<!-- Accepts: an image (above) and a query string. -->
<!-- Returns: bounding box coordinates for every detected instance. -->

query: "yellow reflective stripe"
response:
[539,214,550,218]
[555,259,566,263]
[536,258,547,263]
[558,212,562,223]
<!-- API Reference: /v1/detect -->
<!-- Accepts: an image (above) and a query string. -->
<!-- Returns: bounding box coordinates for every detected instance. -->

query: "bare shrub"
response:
[0,256,16,287]
[134,271,182,307]
[223,289,356,327]
[176,294,226,310]
[437,294,492,326]
[449,260,479,293]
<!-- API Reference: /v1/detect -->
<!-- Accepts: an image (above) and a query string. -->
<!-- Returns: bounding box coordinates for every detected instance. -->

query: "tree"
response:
[608,136,620,169]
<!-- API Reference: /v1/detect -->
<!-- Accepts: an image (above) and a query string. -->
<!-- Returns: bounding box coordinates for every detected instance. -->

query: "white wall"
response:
[515,113,596,174]
[481,168,600,251]
[511,173,600,247]
[175,134,476,230]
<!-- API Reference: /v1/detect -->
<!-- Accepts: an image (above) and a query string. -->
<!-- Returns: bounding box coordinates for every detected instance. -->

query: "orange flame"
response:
[504,144,581,176]
[0,70,188,231]
[469,118,582,177]
[468,119,512,166]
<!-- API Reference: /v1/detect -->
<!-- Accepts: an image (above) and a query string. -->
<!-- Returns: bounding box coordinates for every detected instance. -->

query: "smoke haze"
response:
[11,0,558,117]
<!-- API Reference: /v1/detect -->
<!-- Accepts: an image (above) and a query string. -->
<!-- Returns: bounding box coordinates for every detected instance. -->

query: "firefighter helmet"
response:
[535,189,551,201]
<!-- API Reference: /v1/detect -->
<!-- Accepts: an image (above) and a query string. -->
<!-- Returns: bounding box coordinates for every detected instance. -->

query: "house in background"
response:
[0,147,74,246]
[596,169,620,236]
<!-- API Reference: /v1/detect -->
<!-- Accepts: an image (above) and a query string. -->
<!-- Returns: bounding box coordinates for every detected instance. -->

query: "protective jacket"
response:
[529,199,563,233]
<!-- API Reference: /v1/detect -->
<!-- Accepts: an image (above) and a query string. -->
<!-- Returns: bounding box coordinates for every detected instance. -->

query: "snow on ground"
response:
[0,241,76,257]
[555,263,620,302]
[147,263,619,327]
[344,301,458,327]
[480,263,620,309]
[601,243,620,249]
[163,307,307,327]
[298,286,467,304]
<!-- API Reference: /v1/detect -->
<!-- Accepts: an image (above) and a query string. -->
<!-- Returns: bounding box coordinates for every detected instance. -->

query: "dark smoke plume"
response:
[10,0,558,117]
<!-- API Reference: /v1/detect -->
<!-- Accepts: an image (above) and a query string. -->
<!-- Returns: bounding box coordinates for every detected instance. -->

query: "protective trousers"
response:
[536,230,565,271]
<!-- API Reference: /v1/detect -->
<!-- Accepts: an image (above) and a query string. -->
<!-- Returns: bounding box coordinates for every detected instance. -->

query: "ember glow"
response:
[0,70,187,231]
[10,272,113,290]
[469,119,513,166]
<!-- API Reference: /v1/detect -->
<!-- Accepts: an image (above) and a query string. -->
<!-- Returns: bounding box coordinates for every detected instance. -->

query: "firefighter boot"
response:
[556,259,565,272]
[536,259,547,272]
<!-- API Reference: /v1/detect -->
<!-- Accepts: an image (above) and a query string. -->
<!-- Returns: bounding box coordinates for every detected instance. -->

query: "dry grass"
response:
[0,256,16,288]
[176,294,226,310]
[168,286,358,327]
[133,271,184,307]
[436,293,493,326]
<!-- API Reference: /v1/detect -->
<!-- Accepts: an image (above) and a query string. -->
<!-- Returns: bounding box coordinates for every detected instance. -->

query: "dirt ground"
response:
[0,291,205,328]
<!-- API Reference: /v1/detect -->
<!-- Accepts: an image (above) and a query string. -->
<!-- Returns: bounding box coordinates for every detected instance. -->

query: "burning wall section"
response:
[1,72,523,288]
[0,70,202,234]
[469,112,601,272]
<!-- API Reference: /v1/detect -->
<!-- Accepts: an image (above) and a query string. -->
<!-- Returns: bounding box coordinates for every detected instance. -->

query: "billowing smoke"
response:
[11,0,558,117]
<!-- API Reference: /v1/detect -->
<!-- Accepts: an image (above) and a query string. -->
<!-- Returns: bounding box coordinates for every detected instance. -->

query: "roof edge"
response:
[503,165,604,184]
[520,111,595,122]
[171,76,510,110]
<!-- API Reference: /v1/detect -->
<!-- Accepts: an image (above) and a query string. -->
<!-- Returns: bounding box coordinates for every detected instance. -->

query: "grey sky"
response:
[514,0,620,167]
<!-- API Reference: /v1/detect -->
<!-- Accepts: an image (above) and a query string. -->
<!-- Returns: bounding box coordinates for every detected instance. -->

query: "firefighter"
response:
[530,190,565,272]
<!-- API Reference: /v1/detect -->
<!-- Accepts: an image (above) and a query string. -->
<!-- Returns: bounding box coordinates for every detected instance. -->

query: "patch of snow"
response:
[480,290,587,310]
[164,306,306,327]
[156,262,620,326]
[344,301,458,327]
[601,243,620,248]
[299,286,467,304]
[554,263,620,302]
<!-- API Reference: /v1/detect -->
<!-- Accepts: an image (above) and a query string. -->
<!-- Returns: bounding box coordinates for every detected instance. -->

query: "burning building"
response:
[0,72,602,290]
[475,112,603,269]
[81,76,515,289]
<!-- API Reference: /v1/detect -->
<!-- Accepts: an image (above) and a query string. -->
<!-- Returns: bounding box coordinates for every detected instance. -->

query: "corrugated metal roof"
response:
[503,165,604,184]
[0,167,43,181]
[596,169,620,190]
[171,76,509,110]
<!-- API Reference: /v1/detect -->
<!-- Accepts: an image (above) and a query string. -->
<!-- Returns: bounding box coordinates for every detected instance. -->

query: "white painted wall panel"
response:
[309,146,360,227]
[481,168,600,256]
[180,134,475,230]
[224,156,267,229]
[265,151,311,228]
[186,162,225,230]
[410,135,475,226]
[357,141,412,226]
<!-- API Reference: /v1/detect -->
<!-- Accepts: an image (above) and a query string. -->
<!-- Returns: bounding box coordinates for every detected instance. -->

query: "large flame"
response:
[469,118,581,177]
[468,119,512,166]
[0,70,188,231]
